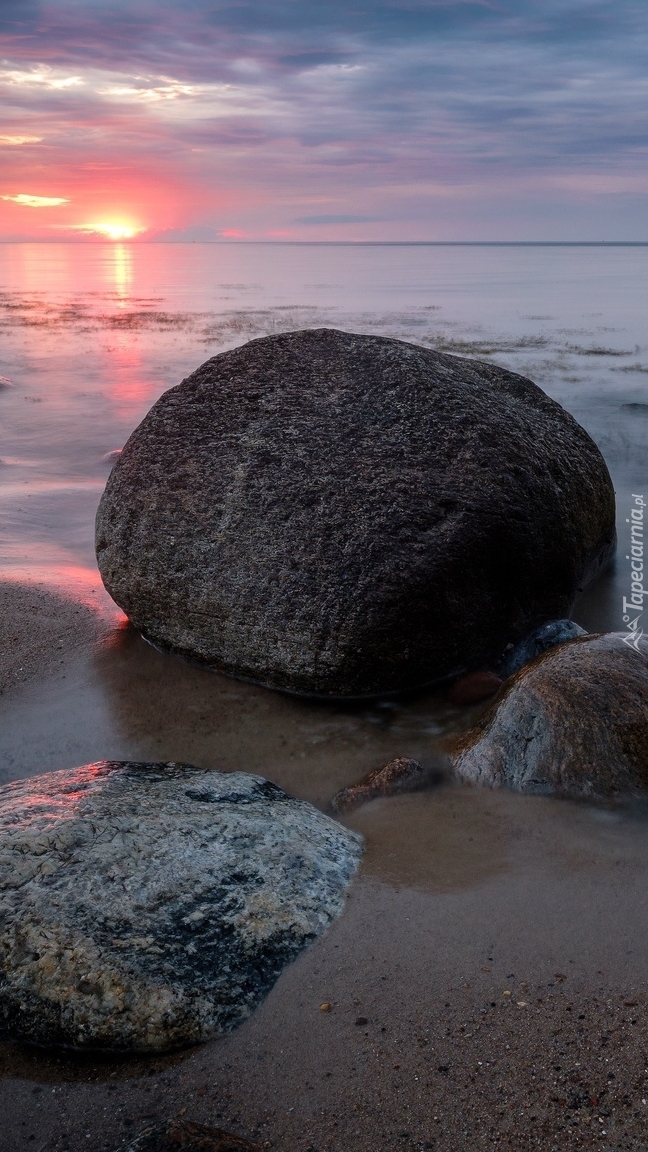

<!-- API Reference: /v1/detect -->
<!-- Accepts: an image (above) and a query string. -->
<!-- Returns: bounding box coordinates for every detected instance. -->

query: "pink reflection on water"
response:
[0,243,176,595]
[106,338,158,422]
[98,244,164,421]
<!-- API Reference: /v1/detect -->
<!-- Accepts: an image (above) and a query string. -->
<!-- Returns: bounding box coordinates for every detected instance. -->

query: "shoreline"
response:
[1,579,648,1151]
[0,581,113,698]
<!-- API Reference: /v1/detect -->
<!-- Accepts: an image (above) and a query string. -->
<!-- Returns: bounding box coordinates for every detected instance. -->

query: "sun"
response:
[89,222,145,240]
[63,221,147,240]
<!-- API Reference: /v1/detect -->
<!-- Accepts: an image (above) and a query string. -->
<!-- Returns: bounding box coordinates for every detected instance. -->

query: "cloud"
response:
[1,193,69,206]
[1,0,648,238]
[0,135,43,144]
[295,214,383,224]
[0,66,83,89]
[97,78,197,102]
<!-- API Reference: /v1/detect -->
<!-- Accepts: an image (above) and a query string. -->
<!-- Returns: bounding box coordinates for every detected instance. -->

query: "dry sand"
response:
[1,581,648,1152]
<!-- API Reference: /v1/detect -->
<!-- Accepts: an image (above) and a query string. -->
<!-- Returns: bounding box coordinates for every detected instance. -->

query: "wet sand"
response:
[0,582,110,696]
[2,582,648,1152]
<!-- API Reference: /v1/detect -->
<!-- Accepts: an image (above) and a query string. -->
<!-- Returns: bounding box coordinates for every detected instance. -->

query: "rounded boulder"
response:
[96,329,615,697]
[452,633,648,798]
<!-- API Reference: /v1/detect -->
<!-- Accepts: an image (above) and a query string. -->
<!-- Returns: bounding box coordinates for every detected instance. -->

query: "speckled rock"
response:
[0,761,362,1051]
[95,328,615,697]
[452,634,648,798]
[117,1118,260,1151]
[499,618,587,678]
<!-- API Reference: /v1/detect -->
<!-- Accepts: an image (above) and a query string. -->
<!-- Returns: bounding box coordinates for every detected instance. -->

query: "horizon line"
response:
[2,239,648,247]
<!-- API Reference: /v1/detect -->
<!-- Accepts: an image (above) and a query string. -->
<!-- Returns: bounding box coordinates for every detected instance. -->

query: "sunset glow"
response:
[2,194,69,208]
[0,135,43,146]
[68,223,146,240]
[0,2,647,240]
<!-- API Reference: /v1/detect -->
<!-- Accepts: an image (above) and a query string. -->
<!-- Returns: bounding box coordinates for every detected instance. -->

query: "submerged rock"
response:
[499,618,587,678]
[96,328,615,697]
[447,670,503,705]
[117,1118,260,1151]
[0,761,362,1051]
[452,633,648,799]
[332,756,429,812]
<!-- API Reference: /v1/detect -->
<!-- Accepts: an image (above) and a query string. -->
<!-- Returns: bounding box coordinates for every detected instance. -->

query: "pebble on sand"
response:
[331,756,429,812]
[116,1117,261,1151]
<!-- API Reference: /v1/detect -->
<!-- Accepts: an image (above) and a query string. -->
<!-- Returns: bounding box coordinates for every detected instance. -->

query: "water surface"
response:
[1,241,646,626]
[1,241,648,892]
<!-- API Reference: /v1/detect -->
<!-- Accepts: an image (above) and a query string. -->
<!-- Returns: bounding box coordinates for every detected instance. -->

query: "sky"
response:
[0,0,647,241]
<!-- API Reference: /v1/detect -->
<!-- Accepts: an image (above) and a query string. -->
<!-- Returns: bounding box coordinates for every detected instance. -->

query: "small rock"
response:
[0,376,13,389]
[116,1118,261,1151]
[355,1016,368,1026]
[499,618,587,678]
[447,670,503,705]
[0,762,362,1050]
[452,633,648,798]
[331,756,429,812]
[319,1002,332,1012]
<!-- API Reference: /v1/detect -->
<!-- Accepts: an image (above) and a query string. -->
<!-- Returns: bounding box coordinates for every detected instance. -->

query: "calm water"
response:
[4,245,648,1123]
[1,242,648,914]
[1,241,646,630]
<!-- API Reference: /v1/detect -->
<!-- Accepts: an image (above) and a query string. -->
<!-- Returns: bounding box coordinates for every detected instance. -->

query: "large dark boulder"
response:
[95,329,615,697]
[452,633,648,798]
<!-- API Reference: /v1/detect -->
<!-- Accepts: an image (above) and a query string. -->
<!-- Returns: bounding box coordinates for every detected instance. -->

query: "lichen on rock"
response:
[0,761,363,1051]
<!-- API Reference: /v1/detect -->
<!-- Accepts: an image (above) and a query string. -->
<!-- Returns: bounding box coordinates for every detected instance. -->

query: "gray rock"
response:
[499,618,587,677]
[0,761,362,1051]
[95,328,615,697]
[452,633,648,799]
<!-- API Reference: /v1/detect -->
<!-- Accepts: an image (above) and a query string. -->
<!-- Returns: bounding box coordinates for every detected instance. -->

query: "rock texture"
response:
[0,761,362,1051]
[118,1119,260,1151]
[452,633,648,798]
[95,328,615,697]
[331,757,428,812]
[499,618,587,678]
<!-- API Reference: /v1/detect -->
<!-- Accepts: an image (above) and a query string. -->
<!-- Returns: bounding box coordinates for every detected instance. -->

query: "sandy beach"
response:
[2,581,648,1152]
[0,582,109,698]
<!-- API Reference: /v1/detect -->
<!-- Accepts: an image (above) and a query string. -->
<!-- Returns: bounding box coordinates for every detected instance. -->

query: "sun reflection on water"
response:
[110,243,133,305]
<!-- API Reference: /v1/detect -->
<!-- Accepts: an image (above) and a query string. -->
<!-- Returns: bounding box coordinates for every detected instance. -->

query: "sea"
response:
[1,241,648,889]
[1,241,646,634]
[2,241,648,1134]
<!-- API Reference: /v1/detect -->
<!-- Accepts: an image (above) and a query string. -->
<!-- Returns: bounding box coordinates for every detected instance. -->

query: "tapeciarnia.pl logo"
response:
[622,493,645,651]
